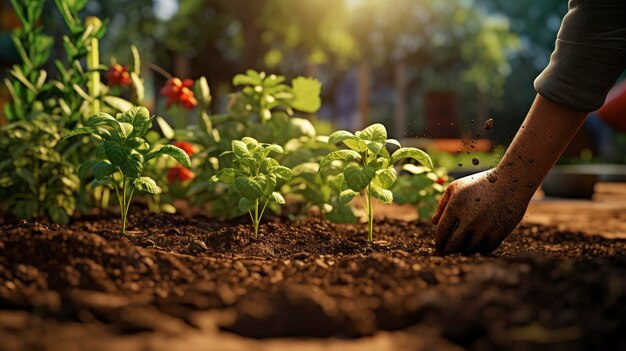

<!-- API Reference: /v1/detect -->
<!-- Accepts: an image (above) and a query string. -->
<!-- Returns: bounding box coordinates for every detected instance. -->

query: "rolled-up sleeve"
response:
[534,0,626,112]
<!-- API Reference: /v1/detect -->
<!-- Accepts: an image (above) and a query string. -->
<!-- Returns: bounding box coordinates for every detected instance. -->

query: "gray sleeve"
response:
[534,0,626,112]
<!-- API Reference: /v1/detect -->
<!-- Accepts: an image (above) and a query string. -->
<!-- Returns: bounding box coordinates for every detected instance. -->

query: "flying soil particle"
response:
[484,118,493,130]
[472,158,480,166]
[458,163,463,167]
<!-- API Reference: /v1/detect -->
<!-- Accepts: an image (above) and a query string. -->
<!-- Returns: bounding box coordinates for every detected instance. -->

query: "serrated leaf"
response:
[390,147,433,169]
[133,177,161,194]
[344,164,377,192]
[232,140,251,158]
[270,166,293,182]
[328,130,354,145]
[234,176,264,200]
[291,76,321,113]
[374,167,397,189]
[212,168,235,184]
[320,150,361,169]
[147,145,192,168]
[93,161,117,179]
[268,191,285,204]
[338,189,358,204]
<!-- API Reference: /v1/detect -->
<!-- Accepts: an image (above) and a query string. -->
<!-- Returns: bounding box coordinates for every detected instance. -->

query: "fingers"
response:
[432,185,453,225]
[435,211,459,253]
[442,227,472,255]
[479,234,507,255]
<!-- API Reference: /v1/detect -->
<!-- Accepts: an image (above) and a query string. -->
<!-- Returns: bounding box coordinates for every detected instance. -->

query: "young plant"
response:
[321,123,433,241]
[63,106,191,234]
[211,137,293,238]
[392,165,448,220]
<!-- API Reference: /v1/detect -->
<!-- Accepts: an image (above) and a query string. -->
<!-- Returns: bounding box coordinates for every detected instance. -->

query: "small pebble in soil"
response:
[187,240,208,254]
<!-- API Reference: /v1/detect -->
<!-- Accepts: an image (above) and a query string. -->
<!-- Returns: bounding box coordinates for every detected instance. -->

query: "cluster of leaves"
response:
[182,70,323,219]
[0,114,79,224]
[211,137,293,238]
[392,165,448,220]
[64,107,191,233]
[321,124,433,241]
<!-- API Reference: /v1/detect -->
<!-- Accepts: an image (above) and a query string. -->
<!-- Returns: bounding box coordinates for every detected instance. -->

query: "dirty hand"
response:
[431,170,533,255]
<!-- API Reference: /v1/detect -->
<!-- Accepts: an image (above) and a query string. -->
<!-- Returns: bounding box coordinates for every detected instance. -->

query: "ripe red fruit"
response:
[172,141,198,157]
[167,165,195,183]
[106,64,132,87]
[161,78,197,109]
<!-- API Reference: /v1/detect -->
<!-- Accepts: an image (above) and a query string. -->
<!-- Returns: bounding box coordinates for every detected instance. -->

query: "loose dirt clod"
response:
[484,118,493,130]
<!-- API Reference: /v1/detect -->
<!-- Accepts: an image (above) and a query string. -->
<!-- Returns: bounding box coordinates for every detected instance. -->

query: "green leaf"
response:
[125,137,148,150]
[386,139,402,148]
[234,176,264,200]
[212,168,235,184]
[364,140,384,154]
[196,76,211,106]
[268,191,285,204]
[269,166,293,182]
[131,45,141,74]
[320,150,361,168]
[85,112,118,127]
[344,164,377,192]
[338,189,358,204]
[328,130,354,145]
[264,144,284,155]
[103,96,134,112]
[390,147,433,169]
[343,137,368,152]
[401,164,430,175]
[131,72,145,103]
[238,197,256,212]
[103,141,131,166]
[156,116,174,139]
[356,123,387,143]
[78,160,98,180]
[232,140,251,158]
[147,145,192,168]
[330,173,348,192]
[119,106,151,137]
[133,177,161,194]
[371,186,393,204]
[374,167,397,189]
[291,76,321,113]
[91,177,117,189]
[93,161,117,179]
[62,127,110,140]
[120,151,144,178]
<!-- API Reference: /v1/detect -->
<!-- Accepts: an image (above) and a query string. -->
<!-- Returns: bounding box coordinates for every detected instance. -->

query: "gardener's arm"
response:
[432,96,587,254]
[432,0,626,255]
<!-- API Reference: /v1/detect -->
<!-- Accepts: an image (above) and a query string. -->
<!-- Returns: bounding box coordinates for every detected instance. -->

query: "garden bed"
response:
[1,208,626,350]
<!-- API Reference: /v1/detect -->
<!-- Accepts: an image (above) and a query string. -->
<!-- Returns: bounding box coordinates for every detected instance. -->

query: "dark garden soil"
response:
[1,207,626,351]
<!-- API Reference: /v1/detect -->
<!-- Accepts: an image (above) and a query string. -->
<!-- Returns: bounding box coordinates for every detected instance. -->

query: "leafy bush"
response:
[321,123,433,241]
[0,114,79,223]
[63,107,191,233]
[211,137,293,238]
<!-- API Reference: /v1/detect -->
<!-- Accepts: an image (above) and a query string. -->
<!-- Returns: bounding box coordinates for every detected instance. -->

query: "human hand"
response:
[431,170,533,255]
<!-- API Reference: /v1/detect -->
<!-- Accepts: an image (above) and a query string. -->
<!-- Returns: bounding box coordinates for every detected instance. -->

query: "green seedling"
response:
[321,123,433,241]
[63,106,191,234]
[211,137,293,238]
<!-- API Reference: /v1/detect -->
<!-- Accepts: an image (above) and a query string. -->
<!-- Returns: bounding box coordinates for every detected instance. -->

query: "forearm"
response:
[495,94,589,199]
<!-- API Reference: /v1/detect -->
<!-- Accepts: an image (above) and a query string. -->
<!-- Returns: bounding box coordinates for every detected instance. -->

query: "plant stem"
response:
[121,177,127,234]
[366,184,373,242]
[87,31,100,115]
[253,198,259,239]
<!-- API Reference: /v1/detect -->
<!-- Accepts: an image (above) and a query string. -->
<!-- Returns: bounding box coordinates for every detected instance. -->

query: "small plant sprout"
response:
[211,137,293,238]
[321,123,433,241]
[63,107,192,234]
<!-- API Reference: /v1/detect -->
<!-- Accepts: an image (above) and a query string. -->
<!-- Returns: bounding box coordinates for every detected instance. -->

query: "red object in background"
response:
[160,78,198,110]
[167,165,195,183]
[106,64,132,87]
[436,176,447,185]
[172,141,198,157]
[597,80,626,132]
